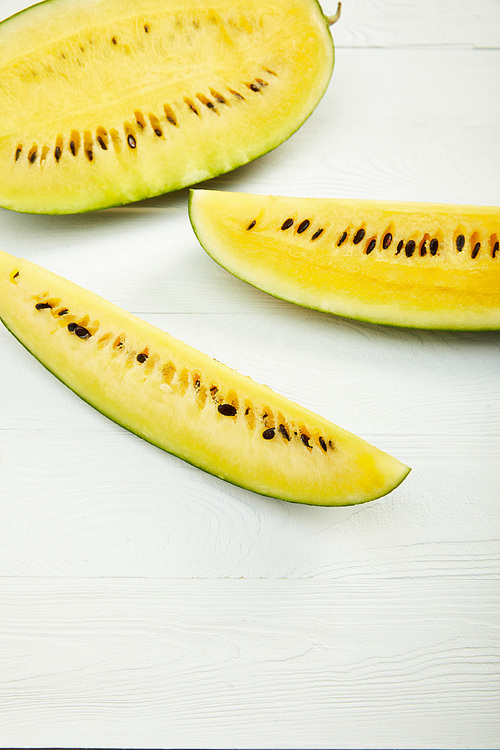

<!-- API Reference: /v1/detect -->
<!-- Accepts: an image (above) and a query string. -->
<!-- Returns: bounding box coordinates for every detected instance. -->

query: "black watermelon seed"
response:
[382,233,392,249]
[97,137,107,150]
[247,220,256,230]
[278,423,290,441]
[396,240,403,255]
[329,439,335,450]
[250,83,260,92]
[35,302,52,310]
[472,242,481,259]
[430,238,439,255]
[405,240,416,257]
[154,127,163,136]
[86,149,93,161]
[112,36,117,45]
[493,241,499,258]
[353,228,365,245]
[420,240,427,256]
[206,101,215,109]
[136,353,148,363]
[319,436,327,452]
[311,228,324,241]
[218,403,237,417]
[262,428,275,440]
[67,322,78,332]
[15,147,22,161]
[337,231,347,246]
[144,24,150,32]
[127,134,136,149]
[366,239,376,255]
[58,308,69,316]
[54,145,61,161]
[281,218,293,230]
[456,234,465,251]
[29,150,37,163]
[297,219,310,234]
[74,326,91,339]
[301,434,311,448]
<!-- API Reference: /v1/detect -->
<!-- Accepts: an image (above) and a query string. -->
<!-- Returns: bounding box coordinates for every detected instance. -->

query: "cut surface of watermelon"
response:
[189,190,500,330]
[0,0,334,213]
[0,249,410,506]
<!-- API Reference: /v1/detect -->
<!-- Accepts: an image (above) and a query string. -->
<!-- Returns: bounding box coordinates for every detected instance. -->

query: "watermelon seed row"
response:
[29,291,333,455]
[13,74,271,166]
[245,215,500,259]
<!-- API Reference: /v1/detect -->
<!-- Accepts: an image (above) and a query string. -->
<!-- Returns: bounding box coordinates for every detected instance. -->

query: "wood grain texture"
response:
[0,0,498,747]
[332,0,500,48]
[1,427,499,580]
[0,309,498,579]
[0,579,499,750]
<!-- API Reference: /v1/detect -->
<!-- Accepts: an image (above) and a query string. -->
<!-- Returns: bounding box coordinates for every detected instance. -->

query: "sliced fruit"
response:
[0,0,335,214]
[189,190,500,330]
[0,250,409,506]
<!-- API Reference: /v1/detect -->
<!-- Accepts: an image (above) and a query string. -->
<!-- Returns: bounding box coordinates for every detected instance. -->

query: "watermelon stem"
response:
[326,2,341,26]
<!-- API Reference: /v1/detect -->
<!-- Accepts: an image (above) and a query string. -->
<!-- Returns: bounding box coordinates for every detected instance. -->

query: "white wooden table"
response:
[0,1,499,748]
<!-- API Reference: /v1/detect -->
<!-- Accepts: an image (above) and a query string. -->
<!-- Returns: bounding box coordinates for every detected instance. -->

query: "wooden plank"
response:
[0,423,498,579]
[0,2,498,747]
[332,0,500,49]
[1,0,499,49]
[1,308,498,578]
[0,578,498,749]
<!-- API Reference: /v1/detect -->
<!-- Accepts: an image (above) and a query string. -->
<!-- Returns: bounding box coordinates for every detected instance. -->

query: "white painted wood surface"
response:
[0,0,499,747]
